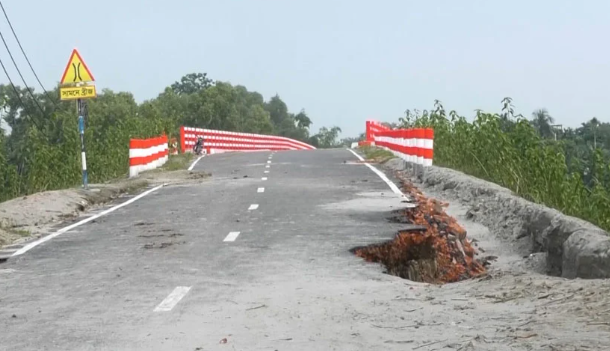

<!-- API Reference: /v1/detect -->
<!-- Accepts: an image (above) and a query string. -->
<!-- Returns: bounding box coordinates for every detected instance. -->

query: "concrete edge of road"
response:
[1,183,168,261]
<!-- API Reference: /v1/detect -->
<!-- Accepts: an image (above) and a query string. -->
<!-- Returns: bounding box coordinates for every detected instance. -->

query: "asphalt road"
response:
[0,149,412,351]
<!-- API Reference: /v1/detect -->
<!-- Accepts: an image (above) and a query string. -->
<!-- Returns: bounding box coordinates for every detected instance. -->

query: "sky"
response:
[1,0,609,137]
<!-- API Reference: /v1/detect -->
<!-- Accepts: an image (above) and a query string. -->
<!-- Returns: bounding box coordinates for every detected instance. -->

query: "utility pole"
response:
[550,124,563,141]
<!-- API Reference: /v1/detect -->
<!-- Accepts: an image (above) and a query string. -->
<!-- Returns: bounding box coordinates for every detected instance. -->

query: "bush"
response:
[404,102,610,231]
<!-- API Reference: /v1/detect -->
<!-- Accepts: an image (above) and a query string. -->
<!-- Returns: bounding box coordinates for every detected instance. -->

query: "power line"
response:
[0,28,48,117]
[0,1,57,106]
[0,54,45,133]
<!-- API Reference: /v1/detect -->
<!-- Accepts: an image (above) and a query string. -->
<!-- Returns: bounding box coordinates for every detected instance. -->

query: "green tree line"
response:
[0,73,338,202]
[397,98,610,231]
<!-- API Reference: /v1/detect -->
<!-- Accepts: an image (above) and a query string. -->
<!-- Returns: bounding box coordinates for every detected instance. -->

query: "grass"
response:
[359,146,395,163]
[9,228,30,237]
[0,223,30,237]
[161,154,195,171]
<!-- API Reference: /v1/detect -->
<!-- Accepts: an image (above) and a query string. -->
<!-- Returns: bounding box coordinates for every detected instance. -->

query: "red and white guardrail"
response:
[180,126,316,154]
[360,120,434,166]
[129,135,169,177]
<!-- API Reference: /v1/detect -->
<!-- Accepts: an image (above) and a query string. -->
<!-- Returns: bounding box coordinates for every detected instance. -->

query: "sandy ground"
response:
[375,160,610,350]
[0,169,208,250]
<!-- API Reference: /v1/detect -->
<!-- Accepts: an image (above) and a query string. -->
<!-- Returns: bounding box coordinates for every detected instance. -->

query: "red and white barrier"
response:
[362,120,434,166]
[129,135,169,177]
[365,120,391,145]
[180,126,316,154]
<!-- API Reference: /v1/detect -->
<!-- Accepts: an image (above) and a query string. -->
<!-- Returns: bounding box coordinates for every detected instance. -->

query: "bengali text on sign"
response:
[60,85,97,101]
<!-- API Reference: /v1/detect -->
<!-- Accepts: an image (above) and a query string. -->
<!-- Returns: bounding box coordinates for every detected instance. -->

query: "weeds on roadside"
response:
[359,145,395,163]
[400,99,610,232]
[161,154,194,171]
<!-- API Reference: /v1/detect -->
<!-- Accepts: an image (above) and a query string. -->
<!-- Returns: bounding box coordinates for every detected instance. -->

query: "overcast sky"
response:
[1,0,609,137]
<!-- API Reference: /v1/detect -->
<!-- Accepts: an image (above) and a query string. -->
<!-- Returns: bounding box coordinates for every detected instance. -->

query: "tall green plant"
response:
[409,99,610,231]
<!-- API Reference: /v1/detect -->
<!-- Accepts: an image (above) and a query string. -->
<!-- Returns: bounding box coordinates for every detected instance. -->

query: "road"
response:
[1,149,413,351]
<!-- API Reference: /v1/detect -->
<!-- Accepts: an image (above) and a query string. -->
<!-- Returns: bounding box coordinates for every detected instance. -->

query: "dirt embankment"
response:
[354,154,610,349]
[390,162,610,280]
[0,167,209,251]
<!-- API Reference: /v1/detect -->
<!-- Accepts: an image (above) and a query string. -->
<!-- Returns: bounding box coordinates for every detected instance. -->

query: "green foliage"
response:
[406,100,610,231]
[339,132,366,147]
[171,73,213,95]
[359,146,394,161]
[161,154,194,171]
[0,73,328,202]
[312,126,342,148]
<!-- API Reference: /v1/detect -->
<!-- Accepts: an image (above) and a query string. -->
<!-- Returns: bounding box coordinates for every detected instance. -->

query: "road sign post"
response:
[77,99,88,189]
[59,48,96,189]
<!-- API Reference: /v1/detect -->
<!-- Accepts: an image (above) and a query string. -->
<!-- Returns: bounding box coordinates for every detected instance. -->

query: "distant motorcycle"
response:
[193,137,205,155]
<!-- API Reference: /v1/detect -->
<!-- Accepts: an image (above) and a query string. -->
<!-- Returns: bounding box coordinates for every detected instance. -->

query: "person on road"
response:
[193,136,205,155]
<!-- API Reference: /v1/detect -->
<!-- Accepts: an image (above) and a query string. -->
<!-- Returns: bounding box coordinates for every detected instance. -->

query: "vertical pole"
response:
[77,99,88,189]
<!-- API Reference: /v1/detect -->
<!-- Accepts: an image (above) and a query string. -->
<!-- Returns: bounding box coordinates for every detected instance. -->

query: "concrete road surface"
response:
[1,149,418,351]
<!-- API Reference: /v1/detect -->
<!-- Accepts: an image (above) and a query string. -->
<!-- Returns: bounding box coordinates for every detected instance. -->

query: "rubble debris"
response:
[353,179,487,283]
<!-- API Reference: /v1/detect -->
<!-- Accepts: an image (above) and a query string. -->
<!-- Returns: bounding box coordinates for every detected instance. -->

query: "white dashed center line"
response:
[262,177,268,181]
[264,170,269,174]
[265,165,270,168]
[267,160,271,164]
[223,231,240,242]
[257,187,265,193]
[154,286,191,312]
[248,204,259,210]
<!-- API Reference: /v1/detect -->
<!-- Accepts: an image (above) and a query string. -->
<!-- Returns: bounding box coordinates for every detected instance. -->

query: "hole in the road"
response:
[351,181,493,283]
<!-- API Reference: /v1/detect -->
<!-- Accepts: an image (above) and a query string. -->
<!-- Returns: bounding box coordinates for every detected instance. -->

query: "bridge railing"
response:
[180,126,316,154]
[360,120,434,166]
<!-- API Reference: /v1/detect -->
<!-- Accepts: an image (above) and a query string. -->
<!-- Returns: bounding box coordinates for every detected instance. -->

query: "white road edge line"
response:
[262,177,268,181]
[248,204,259,210]
[257,187,265,193]
[12,184,167,257]
[346,148,404,196]
[223,231,241,242]
[188,156,204,171]
[153,286,192,312]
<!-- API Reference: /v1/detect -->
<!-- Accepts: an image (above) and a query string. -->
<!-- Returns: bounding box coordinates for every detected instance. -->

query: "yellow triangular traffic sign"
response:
[60,49,95,85]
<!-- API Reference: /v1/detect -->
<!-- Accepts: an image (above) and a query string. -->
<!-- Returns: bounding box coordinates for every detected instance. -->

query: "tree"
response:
[170,73,213,95]
[530,108,555,138]
[294,109,312,129]
[0,74,318,203]
[340,132,365,147]
[313,126,342,148]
